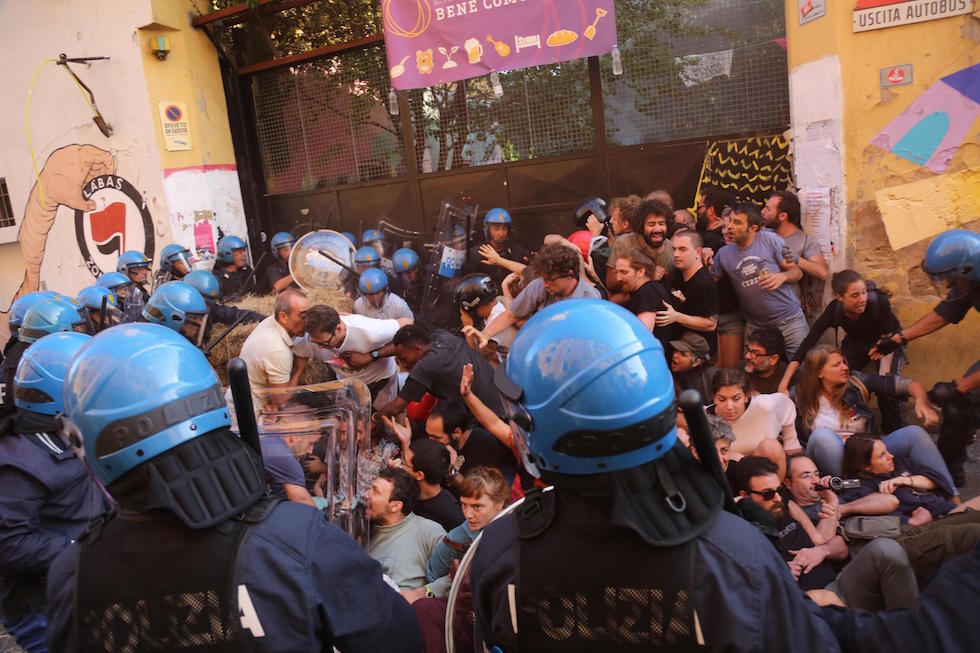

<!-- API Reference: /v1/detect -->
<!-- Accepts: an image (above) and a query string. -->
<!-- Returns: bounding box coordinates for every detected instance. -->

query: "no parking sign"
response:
[159,101,192,151]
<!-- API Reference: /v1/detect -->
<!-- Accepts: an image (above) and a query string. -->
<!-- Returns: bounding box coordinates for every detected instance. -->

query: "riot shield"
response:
[289,229,358,292]
[419,198,478,329]
[244,379,373,545]
[445,487,554,653]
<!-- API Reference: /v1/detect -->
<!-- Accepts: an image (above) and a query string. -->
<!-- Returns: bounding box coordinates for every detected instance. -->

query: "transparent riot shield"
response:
[245,379,372,545]
[445,488,553,653]
[419,198,478,329]
[289,229,358,292]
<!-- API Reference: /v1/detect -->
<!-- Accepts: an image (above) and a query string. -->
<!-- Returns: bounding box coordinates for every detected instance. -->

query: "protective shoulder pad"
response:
[516,488,556,540]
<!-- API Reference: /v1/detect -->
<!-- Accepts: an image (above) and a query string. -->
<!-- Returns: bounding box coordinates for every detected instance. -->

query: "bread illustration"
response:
[546,29,578,47]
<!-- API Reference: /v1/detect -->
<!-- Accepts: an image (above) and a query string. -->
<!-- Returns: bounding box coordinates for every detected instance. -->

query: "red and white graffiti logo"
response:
[74,175,155,277]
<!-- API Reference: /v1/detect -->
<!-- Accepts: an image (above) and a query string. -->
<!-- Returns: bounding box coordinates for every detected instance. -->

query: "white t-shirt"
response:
[294,314,400,385]
[728,392,801,455]
[486,300,516,359]
[813,395,867,435]
[238,315,295,415]
[354,292,414,321]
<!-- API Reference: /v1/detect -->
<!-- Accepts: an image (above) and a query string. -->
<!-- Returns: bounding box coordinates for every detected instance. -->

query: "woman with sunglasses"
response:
[796,346,955,496]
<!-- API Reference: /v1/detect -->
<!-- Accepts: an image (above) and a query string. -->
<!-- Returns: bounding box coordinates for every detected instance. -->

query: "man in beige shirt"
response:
[607,198,676,302]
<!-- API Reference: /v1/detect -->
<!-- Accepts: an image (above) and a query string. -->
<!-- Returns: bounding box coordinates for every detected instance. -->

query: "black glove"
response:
[872,334,901,356]
[928,381,969,410]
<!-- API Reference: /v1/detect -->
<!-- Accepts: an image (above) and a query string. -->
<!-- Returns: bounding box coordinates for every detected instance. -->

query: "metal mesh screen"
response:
[405,58,594,173]
[602,0,789,146]
[0,178,14,228]
[251,43,406,194]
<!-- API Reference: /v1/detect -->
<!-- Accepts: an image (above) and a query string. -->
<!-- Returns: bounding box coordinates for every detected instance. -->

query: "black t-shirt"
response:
[934,284,980,325]
[399,330,504,415]
[700,226,726,254]
[416,488,464,532]
[672,266,719,355]
[776,513,837,591]
[459,427,517,485]
[627,280,677,351]
[262,260,295,293]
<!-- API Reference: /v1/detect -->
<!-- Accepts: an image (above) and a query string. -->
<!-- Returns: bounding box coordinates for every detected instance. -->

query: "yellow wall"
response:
[140,0,238,169]
[785,3,980,386]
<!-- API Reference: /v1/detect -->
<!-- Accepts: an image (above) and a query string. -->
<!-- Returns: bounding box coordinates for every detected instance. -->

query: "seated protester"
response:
[614,248,677,350]
[364,467,445,591]
[353,268,414,321]
[262,231,298,293]
[476,242,600,348]
[293,305,412,406]
[677,413,735,473]
[464,208,530,290]
[780,270,905,432]
[456,274,515,366]
[795,347,953,493]
[214,235,253,300]
[744,327,798,395]
[711,368,802,480]
[404,439,464,532]
[842,437,956,527]
[426,400,517,486]
[116,250,152,303]
[735,457,919,611]
[378,325,504,418]
[658,229,719,357]
[412,468,510,652]
[669,332,715,402]
[0,333,104,651]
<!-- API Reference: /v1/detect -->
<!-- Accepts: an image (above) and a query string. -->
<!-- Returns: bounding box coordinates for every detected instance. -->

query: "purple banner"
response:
[381,0,618,90]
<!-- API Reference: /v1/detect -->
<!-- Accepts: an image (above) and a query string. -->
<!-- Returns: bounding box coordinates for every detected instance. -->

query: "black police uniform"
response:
[261,259,295,293]
[471,483,841,652]
[465,242,530,290]
[202,303,265,344]
[217,267,253,300]
[0,341,28,419]
[46,499,422,652]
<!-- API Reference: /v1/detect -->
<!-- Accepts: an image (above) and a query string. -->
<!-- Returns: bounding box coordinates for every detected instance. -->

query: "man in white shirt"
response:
[293,304,412,407]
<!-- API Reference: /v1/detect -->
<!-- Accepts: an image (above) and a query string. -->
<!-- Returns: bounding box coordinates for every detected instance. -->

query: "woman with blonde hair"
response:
[796,346,953,494]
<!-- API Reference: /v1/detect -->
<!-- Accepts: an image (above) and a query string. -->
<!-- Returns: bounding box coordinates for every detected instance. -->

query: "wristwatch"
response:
[370,349,380,361]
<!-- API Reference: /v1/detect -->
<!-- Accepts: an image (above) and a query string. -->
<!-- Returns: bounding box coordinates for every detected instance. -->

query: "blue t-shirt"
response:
[261,438,306,492]
[712,230,802,326]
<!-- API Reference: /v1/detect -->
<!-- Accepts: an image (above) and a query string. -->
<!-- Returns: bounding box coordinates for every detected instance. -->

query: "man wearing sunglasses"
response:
[470,300,840,652]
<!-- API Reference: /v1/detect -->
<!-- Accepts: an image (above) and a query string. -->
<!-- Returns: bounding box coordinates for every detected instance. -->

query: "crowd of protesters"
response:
[1,184,978,653]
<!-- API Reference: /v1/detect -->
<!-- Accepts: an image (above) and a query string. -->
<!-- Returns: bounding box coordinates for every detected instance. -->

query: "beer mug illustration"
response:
[465,38,483,64]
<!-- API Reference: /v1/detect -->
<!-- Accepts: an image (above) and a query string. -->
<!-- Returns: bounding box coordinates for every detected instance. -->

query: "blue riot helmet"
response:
[61,323,265,528]
[216,235,247,264]
[159,243,193,277]
[270,231,296,258]
[8,291,58,337]
[142,281,209,346]
[361,228,384,245]
[392,247,420,274]
[18,299,86,344]
[97,271,133,294]
[494,299,676,478]
[183,270,220,305]
[354,246,381,272]
[923,229,980,283]
[14,332,91,415]
[75,285,122,333]
[358,268,389,309]
[483,208,512,241]
[342,231,358,247]
[117,250,152,275]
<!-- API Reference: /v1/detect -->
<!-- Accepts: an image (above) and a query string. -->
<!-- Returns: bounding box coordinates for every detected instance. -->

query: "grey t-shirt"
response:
[780,228,825,318]
[712,230,802,327]
[508,276,601,320]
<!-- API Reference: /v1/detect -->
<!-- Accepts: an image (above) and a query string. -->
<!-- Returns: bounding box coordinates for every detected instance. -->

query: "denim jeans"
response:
[805,425,958,495]
[0,610,49,653]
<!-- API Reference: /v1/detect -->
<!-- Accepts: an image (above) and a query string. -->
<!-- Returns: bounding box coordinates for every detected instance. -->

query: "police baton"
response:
[227,357,263,462]
[226,251,269,302]
[203,310,254,355]
[317,248,360,277]
[678,389,737,514]
[97,294,107,332]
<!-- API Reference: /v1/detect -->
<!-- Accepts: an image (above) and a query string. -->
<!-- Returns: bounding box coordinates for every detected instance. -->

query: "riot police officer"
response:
[142,281,209,346]
[4,292,58,359]
[155,242,193,285]
[871,228,980,485]
[470,299,839,651]
[465,208,529,289]
[392,247,423,314]
[116,250,152,303]
[0,332,103,652]
[97,271,144,322]
[74,286,122,334]
[343,246,384,299]
[263,231,297,293]
[1,299,85,419]
[454,273,514,363]
[45,324,422,651]
[354,268,414,321]
[183,270,263,344]
[215,235,252,299]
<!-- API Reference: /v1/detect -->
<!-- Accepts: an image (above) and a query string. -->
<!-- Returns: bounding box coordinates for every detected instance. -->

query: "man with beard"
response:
[607,199,676,301]
[614,248,676,351]
[762,191,828,319]
[696,188,730,254]
[743,327,797,395]
[669,332,715,401]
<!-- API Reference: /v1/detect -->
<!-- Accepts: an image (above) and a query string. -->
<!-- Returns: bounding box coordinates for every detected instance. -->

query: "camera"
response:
[817,477,860,491]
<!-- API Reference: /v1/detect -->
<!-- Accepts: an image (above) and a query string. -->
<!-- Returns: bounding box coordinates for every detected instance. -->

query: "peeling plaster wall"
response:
[785,3,980,386]
[0,0,245,343]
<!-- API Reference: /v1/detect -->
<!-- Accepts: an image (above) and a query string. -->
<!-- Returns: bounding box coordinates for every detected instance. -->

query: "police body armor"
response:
[514,488,699,652]
[74,497,279,652]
